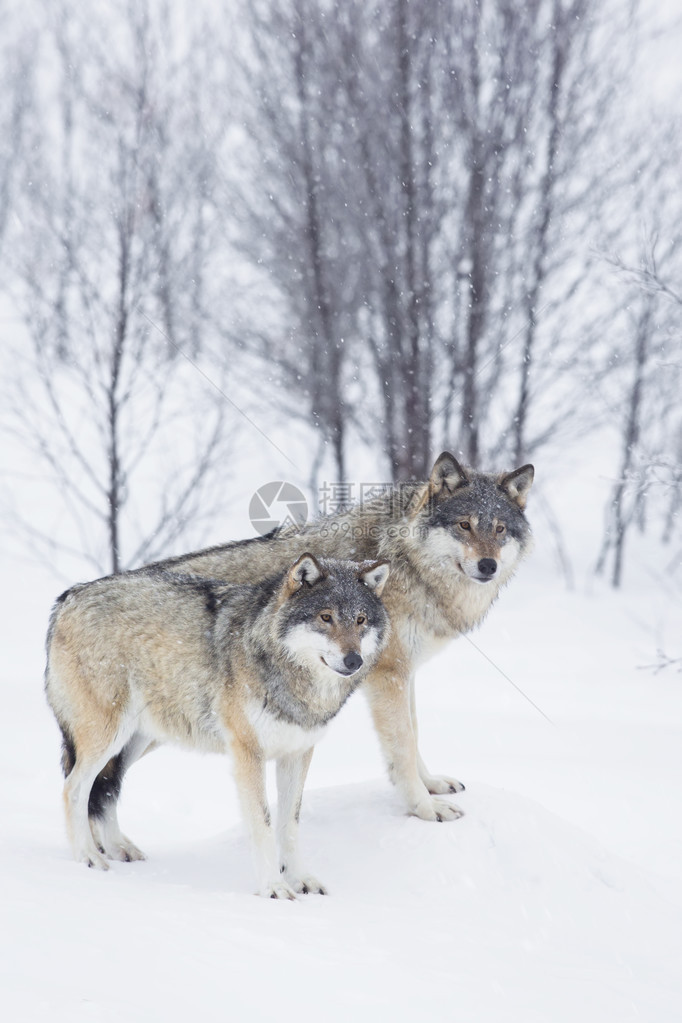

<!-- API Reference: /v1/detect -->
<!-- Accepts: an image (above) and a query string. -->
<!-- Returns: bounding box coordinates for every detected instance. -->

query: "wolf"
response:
[145,453,534,823]
[45,555,390,898]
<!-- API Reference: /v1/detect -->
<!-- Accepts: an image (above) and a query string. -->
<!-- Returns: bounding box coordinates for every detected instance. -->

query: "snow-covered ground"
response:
[2,478,682,1022]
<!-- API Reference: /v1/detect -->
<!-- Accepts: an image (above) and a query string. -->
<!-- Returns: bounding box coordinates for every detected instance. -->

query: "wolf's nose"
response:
[478,558,497,577]
[343,651,363,672]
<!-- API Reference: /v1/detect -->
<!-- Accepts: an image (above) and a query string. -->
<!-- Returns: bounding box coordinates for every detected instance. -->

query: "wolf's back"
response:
[144,514,383,584]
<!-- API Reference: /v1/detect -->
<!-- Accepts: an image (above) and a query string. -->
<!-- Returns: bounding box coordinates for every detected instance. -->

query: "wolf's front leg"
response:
[409,676,466,796]
[231,737,297,899]
[276,749,327,895]
[364,667,464,822]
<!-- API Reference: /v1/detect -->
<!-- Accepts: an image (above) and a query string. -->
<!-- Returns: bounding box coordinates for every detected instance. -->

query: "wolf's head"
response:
[277,555,390,677]
[409,452,534,585]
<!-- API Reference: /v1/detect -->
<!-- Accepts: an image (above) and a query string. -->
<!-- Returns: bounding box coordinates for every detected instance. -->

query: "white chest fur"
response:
[245,701,327,760]
[395,621,450,668]
[414,631,451,666]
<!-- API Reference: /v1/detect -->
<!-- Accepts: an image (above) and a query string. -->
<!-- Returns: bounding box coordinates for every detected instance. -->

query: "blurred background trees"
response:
[1,0,680,585]
[231,0,640,481]
[3,0,235,574]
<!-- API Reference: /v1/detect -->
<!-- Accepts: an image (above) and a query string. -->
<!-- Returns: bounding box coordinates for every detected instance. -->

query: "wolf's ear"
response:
[499,465,534,508]
[286,553,324,593]
[359,561,390,597]
[429,452,469,498]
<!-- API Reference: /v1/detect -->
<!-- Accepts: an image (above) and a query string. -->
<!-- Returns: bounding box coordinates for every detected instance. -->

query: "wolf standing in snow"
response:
[45,555,390,897]
[144,453,535,822]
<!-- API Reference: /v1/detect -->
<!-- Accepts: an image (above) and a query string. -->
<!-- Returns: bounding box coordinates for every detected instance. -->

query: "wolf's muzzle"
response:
[343,651,363,674]
[477,558,497,579]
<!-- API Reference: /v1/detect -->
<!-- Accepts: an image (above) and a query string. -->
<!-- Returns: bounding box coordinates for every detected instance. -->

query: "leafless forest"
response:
[1,0,680,586]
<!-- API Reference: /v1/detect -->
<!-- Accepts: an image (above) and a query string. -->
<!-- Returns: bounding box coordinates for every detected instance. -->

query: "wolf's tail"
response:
[59,723,76,778]
[57,721,127,820]
[87,753,127,821]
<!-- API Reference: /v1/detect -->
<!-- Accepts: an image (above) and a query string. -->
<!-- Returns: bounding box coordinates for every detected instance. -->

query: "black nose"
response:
[477,558,497,577]
[343,651,363,672]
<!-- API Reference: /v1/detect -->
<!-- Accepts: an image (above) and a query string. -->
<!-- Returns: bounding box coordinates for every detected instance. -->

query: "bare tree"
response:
[349,0,443,480]
[231,0,642,483]
[0,3,35,256]
[435,0,638,468]
[3,0,236,576]
[594,299,655,587]
[228,0,361,484]
[596,121,682,586]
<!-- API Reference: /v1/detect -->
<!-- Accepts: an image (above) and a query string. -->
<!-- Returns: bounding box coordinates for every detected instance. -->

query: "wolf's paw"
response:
[91,821,147,863]
[77,846,110,870]
[412,796,464,823]
[260,881,298,900]
[290,874,328,896]
[423,774,466,796]
[105,837,147,863]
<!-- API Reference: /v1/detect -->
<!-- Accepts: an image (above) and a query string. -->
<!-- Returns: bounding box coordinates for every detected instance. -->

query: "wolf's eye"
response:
[458,521,471,531]
[356,615,366,626]
[320,612,332,623]
[496,523,506,534]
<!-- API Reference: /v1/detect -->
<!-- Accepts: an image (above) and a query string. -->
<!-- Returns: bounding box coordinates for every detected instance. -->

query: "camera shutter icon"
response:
[249,481,308,536]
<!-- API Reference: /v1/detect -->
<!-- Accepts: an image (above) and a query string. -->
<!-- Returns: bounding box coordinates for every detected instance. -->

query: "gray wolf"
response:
[45,555,390,897]
[147,452,534,822]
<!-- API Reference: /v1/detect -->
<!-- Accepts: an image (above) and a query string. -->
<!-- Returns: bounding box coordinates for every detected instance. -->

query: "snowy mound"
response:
[5,777,679,1023]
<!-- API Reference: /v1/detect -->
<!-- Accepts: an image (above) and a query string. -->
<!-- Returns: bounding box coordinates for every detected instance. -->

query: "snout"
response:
[343,651,363,674]
[476,557,498,581]
[321,649,364,676]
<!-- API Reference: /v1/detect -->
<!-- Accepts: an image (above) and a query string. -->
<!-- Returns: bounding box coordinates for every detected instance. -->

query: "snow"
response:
[2,516,682,1021]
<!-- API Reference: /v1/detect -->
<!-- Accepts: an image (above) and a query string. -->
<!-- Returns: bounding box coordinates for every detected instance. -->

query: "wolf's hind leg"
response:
[89,733,152,862]
[276,748,326,895]
[63,734,133,870]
